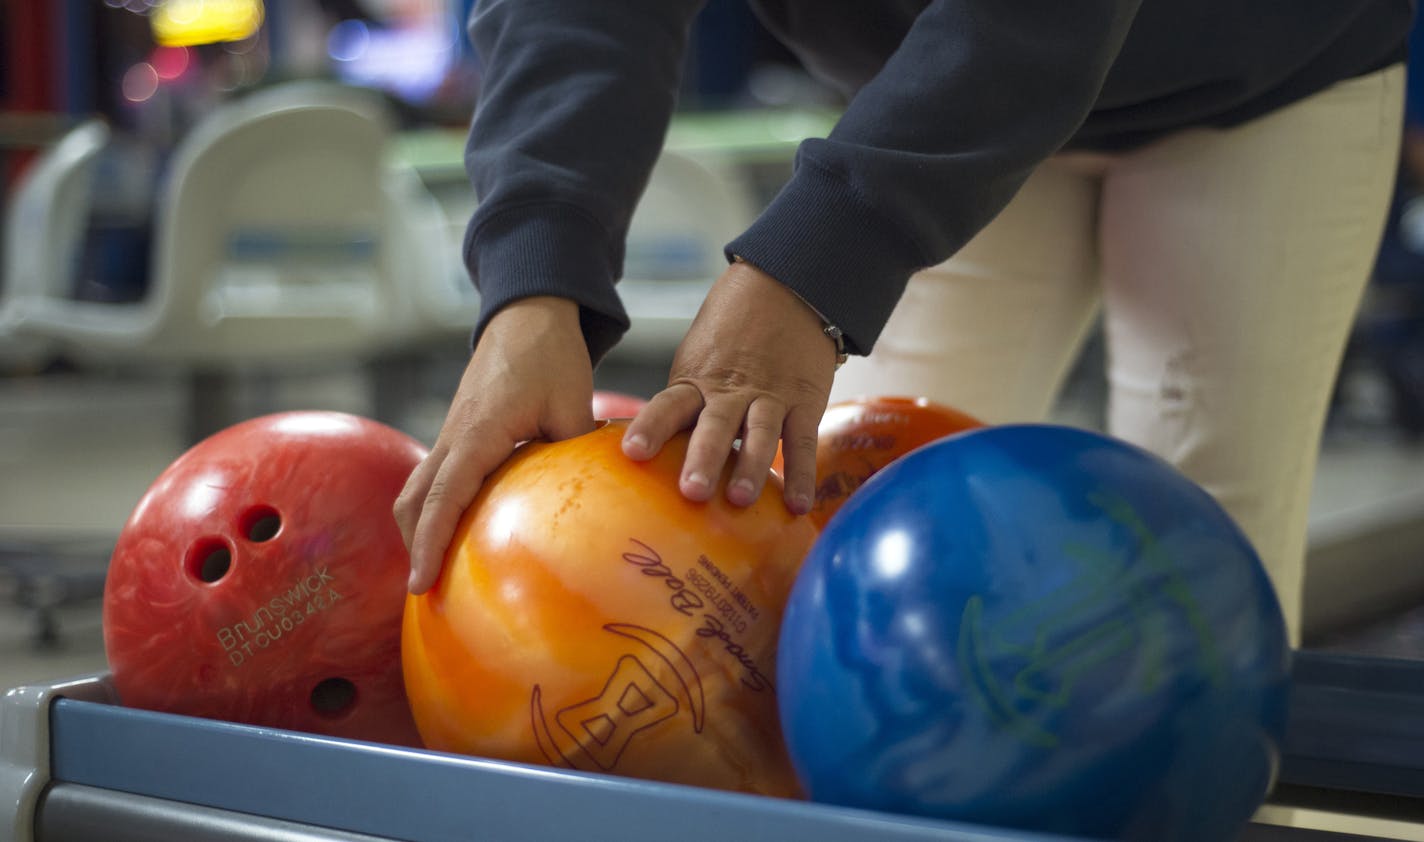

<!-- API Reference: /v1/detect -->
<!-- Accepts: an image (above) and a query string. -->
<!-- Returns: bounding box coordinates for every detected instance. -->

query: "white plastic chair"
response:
[615,147,759,356]
[0,119,112,367]
[2,81,454,366]
[388,160,478,333]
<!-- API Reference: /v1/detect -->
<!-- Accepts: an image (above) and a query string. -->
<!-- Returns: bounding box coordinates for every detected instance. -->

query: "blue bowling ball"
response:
[776,424,1290,840]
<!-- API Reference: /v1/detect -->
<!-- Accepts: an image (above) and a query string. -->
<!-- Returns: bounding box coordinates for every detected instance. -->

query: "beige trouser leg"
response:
[831,65,1405,643]
[831,156,1103,424]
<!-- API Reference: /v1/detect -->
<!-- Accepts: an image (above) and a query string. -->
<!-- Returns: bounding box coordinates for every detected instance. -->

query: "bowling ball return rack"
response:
[2,650,1421,842]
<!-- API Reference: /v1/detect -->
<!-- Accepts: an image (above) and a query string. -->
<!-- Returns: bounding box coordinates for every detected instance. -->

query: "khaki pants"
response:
[831,64,1407,642]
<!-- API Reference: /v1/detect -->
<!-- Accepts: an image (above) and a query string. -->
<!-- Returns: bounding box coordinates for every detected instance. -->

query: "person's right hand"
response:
[395,296,596,594]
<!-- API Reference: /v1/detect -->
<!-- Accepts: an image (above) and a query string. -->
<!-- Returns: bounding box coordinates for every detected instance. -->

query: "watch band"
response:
[821,322,849,369]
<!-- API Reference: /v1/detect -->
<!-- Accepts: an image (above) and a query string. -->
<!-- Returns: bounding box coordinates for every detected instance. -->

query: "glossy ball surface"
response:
[103,411,427,746]
[403,420,817,796]
[591,390,649,419]
[777,424,1290,840]
[780,396,981,528]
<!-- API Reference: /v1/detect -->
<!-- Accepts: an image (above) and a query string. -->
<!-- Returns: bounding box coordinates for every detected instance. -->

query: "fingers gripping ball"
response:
[402,420,817,797]
[777,424,1290,840]
[103,411,428,746]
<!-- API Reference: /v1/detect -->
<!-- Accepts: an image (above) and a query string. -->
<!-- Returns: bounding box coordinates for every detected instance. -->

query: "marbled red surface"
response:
[590,390,649,420]
[103,411,427,746]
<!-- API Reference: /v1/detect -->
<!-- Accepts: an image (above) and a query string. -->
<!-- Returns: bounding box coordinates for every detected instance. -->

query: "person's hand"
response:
[622,260,838,515]
[396,296,595,594]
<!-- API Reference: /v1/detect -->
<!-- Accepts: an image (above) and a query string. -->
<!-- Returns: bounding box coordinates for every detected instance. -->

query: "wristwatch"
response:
[820,322,849,370]
[731,254,849,369]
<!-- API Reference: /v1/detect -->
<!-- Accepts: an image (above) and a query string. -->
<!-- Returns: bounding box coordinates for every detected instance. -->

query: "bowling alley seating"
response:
[612,147,760,357]
[0,118,111,370]
[0,80,466,438]
[389,114,767,362]
[0,121,118,647]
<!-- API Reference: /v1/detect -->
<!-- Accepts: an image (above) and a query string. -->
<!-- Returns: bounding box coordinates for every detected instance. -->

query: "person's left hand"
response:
[621,259,839,515]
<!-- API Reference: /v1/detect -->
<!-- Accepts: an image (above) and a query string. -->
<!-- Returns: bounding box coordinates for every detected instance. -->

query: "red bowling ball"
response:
[591,390,649,419]
[102,411,428,746]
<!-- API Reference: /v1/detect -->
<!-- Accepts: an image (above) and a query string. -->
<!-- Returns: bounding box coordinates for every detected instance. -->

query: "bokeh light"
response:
[150,46,191,80]
[121,62,161,103]
[327,19,372,63]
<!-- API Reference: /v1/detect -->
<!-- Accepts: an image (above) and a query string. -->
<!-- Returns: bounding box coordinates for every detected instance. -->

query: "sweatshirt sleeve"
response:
[726,0,1143,356]
[463,0,705,363]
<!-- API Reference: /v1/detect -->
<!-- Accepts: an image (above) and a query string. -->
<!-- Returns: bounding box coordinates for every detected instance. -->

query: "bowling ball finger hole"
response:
[310,677,357,718]
[184,538,233,584]
[240,505,282,543]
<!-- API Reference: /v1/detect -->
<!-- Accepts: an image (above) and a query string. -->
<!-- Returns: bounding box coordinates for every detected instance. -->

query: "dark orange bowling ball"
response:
[796,396,982,527]
[103,411,427,746]
[402,420,816,797]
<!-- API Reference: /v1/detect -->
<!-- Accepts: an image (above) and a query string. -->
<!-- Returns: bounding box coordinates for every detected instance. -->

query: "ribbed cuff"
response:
[465,202,630,365]
[725,157,930,357]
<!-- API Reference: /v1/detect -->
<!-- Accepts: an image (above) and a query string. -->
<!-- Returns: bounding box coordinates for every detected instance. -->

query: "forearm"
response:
[729,0,1142,355]
[464,0,707,362]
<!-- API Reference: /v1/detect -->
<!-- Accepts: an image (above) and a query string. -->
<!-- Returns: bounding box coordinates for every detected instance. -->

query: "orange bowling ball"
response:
[402,420,817,798]
[801,396,981,527]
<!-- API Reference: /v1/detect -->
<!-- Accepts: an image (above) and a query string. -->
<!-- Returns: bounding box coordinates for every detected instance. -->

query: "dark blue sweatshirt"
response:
[462,0,1411,362]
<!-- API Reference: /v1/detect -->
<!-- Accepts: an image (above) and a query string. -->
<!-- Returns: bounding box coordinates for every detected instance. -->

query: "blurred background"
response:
[2,0,1424,685]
